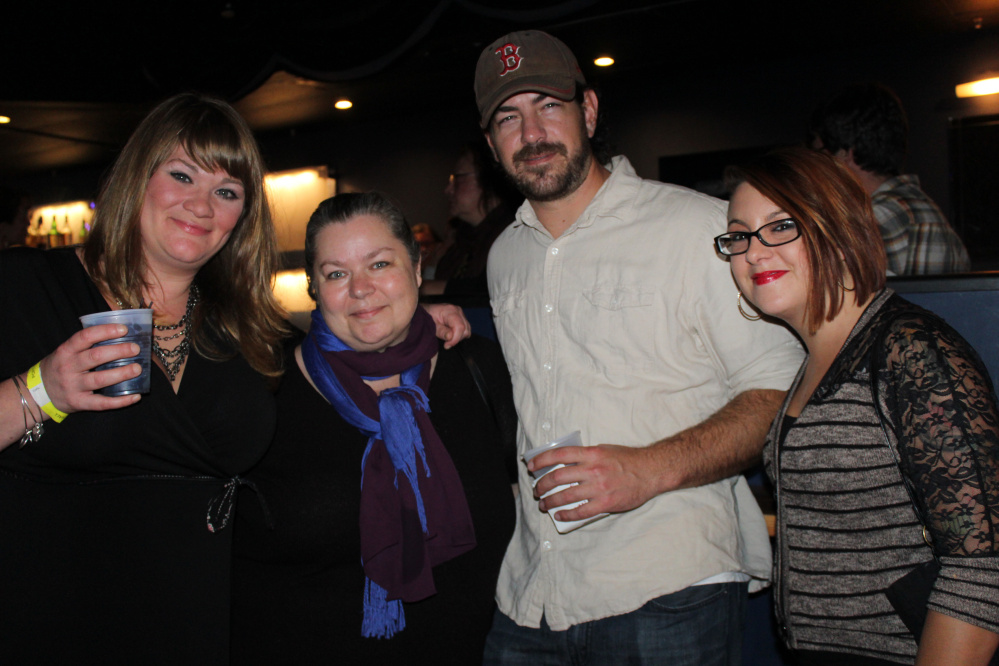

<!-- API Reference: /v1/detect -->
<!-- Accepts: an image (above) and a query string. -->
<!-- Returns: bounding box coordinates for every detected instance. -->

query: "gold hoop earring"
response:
[737,292,761,321]
[837,278,855,292]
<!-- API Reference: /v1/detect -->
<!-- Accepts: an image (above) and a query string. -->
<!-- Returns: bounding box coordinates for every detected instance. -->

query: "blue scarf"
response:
[301,307,476,638]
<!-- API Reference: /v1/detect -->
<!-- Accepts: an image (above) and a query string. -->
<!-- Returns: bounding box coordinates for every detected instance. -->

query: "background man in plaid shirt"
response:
[809,82,970,275]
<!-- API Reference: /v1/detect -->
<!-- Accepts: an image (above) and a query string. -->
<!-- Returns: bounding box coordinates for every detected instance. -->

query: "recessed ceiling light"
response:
[594,57,614,67]
[335,99,353,110]
[0,116,10,124]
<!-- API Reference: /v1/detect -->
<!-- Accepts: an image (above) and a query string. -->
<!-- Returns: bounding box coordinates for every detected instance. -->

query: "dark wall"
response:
[258,110,484,236]
[257,28,999,240]
[604,29,999,214]
[11,27,999,244]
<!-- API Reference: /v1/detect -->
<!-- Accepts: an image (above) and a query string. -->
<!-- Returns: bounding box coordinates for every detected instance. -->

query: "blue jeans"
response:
[482,582,748,666]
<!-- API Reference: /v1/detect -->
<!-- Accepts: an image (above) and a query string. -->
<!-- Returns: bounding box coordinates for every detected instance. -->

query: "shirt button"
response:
[541,421,551,431]
[542,540,552,551]
[543,362,552,371]
[544,304,554,313]
[551,247,559,255]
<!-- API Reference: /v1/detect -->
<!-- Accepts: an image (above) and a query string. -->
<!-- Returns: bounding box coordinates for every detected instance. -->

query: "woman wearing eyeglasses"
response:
[716,147,999,666]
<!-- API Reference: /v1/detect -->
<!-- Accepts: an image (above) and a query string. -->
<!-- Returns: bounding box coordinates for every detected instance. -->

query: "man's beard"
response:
[506,137,592,203]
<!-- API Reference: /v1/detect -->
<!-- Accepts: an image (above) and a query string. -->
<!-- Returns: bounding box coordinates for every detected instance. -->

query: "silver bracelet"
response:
[11,374,43,447]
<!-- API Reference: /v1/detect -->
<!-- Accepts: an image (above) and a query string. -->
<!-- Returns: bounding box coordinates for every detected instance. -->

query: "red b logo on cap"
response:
[495,43,522,76]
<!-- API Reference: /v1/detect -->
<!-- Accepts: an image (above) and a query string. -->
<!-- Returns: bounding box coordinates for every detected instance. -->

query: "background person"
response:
[411,221,445,279]
[419,140,519,299]
[809,82,970,275]
[231,193,517,665]
[720,146,999,666]
[475,30,803,665]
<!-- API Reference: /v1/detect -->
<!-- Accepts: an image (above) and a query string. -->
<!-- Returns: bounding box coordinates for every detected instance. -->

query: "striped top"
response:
[765,289,999,664]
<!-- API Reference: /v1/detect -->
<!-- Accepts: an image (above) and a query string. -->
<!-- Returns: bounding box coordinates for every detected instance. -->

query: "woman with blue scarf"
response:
[231,193,517,664]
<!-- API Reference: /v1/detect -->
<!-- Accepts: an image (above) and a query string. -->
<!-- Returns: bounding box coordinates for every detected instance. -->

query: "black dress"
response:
[231,335,517,665]
[0,247,276,664]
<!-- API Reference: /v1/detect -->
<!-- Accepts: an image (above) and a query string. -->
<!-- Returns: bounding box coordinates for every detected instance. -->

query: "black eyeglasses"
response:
[714,218,801,256]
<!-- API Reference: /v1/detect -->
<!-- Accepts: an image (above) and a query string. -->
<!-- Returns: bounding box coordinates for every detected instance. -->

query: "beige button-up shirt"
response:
[487,156,804,630]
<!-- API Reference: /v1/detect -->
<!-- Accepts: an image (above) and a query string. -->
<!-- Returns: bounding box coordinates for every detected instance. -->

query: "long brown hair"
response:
[83,92,288,377]
[728,147,886,335]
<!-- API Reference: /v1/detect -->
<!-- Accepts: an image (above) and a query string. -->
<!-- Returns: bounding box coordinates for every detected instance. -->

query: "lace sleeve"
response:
[881,314,999,557]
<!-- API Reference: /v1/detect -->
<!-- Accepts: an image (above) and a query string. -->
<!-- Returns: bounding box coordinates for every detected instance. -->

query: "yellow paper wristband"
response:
[26,363,68,423]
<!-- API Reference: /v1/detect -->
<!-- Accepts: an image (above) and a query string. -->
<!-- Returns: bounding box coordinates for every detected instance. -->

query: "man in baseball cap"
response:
[476,30,803,665]
[474,30,587,130]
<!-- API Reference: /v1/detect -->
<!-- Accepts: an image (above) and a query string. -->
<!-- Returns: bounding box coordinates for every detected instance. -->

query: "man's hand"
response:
[423,303,471,349]
[529,444,666,521]
[526,389,786,522]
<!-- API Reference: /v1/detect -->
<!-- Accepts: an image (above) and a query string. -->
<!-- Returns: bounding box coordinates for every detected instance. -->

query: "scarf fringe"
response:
[362,577,406,639]
[378,386,432,531]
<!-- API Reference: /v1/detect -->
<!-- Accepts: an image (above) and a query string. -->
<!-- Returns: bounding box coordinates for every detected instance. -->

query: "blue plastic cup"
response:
[79,309,153,396]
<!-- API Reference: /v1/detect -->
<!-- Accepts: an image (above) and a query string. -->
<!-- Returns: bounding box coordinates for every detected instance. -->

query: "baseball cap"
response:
[474,30,587,129]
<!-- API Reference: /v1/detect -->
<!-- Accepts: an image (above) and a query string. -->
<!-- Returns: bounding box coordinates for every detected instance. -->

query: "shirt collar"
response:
[872,173,919,196]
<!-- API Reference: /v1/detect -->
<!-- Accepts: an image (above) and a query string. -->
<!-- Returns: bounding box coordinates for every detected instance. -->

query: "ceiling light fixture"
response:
[594,56,614,67]
[956,75,999,98]
[335,99,353,110]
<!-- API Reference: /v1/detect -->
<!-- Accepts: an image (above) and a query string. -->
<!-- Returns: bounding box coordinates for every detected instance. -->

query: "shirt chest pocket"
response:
[491,290,531,373]
[583,287,653,310]
[571,286,660,372]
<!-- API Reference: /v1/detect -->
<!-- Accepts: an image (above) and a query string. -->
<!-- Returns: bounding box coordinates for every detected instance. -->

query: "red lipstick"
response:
[751,270,787,285]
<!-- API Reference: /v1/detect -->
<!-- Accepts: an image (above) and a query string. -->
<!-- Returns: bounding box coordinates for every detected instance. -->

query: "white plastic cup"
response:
[523,430,609,533]
[79,309,153,396]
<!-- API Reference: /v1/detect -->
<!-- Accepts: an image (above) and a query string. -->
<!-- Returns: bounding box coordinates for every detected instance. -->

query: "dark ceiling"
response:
[2,0,998,182]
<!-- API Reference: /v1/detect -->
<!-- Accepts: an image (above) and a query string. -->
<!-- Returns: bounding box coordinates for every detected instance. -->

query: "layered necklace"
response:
[151,284,199,382]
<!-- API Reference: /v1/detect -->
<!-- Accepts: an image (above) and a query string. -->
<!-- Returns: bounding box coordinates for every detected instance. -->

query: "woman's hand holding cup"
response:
[37,323,144,418]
